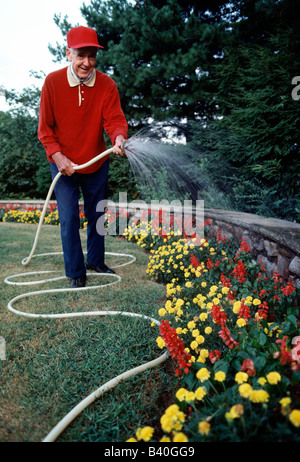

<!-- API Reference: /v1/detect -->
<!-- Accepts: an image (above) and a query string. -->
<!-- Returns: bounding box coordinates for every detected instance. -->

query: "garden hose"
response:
[4,144,169,442]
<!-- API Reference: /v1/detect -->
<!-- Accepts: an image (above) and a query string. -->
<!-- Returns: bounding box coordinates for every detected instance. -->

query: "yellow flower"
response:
[156,337,165,349]
[126,437,137,442]
[192,329,200,337]
[253,298,261,306]
[190,340,198,350]
[185,391,195,402]
[289,409,300,427]
[198,421,210,435]
[187,320,196,330]
[266,371,281,385]
[196,367,211,382]
[160,436,171,442]
[160,404,185,433]
[176,388,188,402]
[225,404,244,420]
[196,335,205,344]
[280,397,292,415]
[257,377,267,386]
[233,301,241,314]
[249,389,269,403]
[185,281,192,288]
[204,326,212,334]
[199,313,208,321]
[158,308,166,316]
[199,349,209,358]
[279,397,292,407]
[235,372,249,384]
[214,371,226,382]
[236,318,247,327]
[173,432,189,442]
[238,383,253,398]
[136,426,154,441]
[195,386,207,401]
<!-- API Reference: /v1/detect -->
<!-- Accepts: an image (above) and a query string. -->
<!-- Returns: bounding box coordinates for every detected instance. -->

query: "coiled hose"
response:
[4,146,169,442]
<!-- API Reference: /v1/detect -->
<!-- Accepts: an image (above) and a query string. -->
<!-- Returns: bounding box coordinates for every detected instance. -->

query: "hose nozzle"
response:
[121,140,127,156]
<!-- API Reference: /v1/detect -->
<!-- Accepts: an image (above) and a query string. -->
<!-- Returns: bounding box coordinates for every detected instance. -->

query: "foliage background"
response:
[0,0,299,221]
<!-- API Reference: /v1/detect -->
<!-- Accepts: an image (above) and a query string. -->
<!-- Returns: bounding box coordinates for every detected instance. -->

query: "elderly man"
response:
[38,26,128,288]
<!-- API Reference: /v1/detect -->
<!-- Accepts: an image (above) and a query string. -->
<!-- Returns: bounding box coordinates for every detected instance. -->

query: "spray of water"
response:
[123,125,233,209]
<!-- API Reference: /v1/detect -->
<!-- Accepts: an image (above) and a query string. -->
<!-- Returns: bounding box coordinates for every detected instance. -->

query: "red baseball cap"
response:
[67,26,103,49]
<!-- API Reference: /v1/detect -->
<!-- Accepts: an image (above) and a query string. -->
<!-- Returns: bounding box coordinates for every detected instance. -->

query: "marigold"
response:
[198,421,210,435]
[249,389,269,403]
[196,367,211,382]
[236,318,247,327]
[214,371,226,382]
[173,432,189,442]
[190,340,198,350]
[279,397,292,407]
[160,404,185,433]
[289,409,300,427]
[136,426,154,442]
[257,377,267,386]
[176,388,187,402]
[225,404,244,420]
[238,383,253,398]
[235,372,249,384]
[266,371,281,385]
[195,386,207,401]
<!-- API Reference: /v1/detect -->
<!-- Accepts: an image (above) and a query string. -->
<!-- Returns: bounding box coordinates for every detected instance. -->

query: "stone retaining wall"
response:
[204,209,300,289]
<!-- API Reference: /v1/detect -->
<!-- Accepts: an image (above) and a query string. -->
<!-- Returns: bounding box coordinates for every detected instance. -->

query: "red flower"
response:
[281,282,295,297]
[238,301,251,323]
[206,258,214,270]
[216,230,226,243]
[210,304,227,326]
[241,359,256,376]
[209,350,221,364]
[257,301,269,320]
[231,260,247,284]
[190,253,200,270]
[219,326,239,349]
[159,320,192,375]
[239,238,251,253]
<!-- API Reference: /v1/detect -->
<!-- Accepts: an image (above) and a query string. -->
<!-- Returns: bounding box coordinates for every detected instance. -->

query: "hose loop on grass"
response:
[4,146,169,442]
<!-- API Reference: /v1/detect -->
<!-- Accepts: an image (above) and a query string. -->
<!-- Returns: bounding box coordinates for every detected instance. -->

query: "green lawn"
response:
[0,223,175,442]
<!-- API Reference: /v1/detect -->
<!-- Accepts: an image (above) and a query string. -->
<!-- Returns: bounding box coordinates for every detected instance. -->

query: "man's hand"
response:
[52,152,78,176]
[113,135,126,157]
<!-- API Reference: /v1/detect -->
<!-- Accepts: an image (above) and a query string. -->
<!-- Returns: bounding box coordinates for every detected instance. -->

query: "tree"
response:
[192,0,300,220]
[51,0,231,130]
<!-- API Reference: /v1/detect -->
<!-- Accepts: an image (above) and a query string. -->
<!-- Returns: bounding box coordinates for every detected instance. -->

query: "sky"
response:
[0,0,88,110]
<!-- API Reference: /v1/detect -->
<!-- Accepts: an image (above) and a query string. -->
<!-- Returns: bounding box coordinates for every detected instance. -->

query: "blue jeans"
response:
[50,160,109,278]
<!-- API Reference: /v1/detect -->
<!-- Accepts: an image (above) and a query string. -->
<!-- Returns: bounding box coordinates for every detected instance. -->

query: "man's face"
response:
[66,47,97,80]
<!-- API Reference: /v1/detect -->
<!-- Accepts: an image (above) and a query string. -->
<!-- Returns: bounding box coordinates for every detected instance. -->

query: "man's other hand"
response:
[52,152,78,176]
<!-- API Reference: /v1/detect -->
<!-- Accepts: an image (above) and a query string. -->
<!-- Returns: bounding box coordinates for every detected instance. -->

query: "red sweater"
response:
[38,66,128,174]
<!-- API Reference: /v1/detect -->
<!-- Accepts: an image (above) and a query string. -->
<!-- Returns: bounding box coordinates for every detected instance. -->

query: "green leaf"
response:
[259,332,267,346]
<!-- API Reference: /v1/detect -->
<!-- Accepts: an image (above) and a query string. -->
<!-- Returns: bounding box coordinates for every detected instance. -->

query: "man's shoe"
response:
[70,275,86,288]
[86,261,115,274]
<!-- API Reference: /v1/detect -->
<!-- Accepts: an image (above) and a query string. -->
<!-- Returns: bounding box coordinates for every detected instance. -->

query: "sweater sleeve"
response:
[38,79,62,159]
[102,81,128,145]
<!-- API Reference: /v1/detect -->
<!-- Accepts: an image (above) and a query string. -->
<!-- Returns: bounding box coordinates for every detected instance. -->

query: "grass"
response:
[0,223,176,442]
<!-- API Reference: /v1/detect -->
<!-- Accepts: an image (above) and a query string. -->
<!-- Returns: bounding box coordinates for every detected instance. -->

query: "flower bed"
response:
[0,204,87,229]
[123,215,300,442]
[2,205,300,441]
